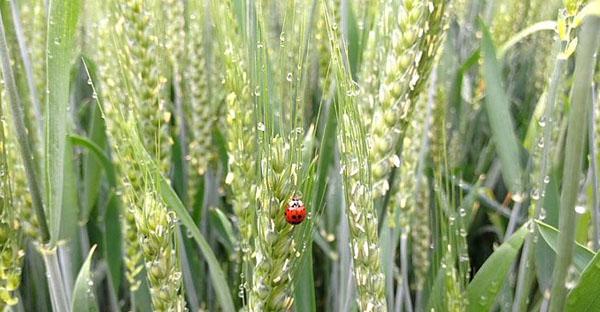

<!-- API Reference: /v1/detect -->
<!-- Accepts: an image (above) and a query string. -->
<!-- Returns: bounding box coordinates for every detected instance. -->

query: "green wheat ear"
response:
[210,0,257,260]
[324,2,387,310]
[184,2,217,204]
[96,0,182,301]
[368,0,447,198]
[135,190,185,311]
[119,0,171,173]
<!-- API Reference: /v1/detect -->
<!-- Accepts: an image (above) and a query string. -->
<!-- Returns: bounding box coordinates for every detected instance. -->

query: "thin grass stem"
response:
[548,13,600,312]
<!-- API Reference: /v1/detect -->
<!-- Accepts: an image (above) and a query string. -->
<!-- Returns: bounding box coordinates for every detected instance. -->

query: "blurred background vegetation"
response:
[0,0,599,311]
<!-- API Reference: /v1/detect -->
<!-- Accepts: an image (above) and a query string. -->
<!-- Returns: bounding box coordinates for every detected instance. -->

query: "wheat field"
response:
[0,0,599,311]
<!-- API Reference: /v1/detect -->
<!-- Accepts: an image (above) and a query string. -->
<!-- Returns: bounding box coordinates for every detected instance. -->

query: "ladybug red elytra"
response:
[285,195,306,225]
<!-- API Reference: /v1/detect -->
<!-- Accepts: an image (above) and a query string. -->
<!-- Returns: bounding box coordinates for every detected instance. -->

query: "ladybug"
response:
[285,195,307,225]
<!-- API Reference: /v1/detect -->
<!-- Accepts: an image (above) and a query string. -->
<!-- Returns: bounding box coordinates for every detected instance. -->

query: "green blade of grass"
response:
[549,11,600,312]
[61,128,79,242]
[480,21,524,195]
[68,133,121,293]
[294,246,316,312]
[70,245,99,312]
[209,207,236,255]
[45,0,81,243]
[79,57,107,225]
[565,251,600,311]
[537,221,595,273]
[466,223,528,312]
[497,20,557,59]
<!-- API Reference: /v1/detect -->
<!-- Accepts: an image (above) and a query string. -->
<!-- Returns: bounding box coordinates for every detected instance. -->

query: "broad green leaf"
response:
[80,57,108,224]
[209,207,236,255]
[536,221,595,273]
[60,131,79,242]
[294,246,316,312]
[566,251,600,311]
[466,224,527,312]
[46,0,81,243]
[481,22,524,194]
[103,191,122,294]
[71,245,99,312]
[534,169,562,290]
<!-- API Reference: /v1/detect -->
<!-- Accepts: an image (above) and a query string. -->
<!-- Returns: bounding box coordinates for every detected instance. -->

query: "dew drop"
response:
[539,208,546,220]
[565,265,578,289]
[479,295,487,305]
[527,221,535,233]
[538,116,546,127]
[531,189,540,200]
[537,137,545,148]
[575,205,586,214]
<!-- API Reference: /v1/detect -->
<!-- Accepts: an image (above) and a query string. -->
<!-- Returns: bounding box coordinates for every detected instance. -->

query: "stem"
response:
[41,247,70,312]
[0,1,50,242]
[549,15,600,312]
[8,0,43,135]
[513,32,567,312]
[505,202,523,240]
[400,233,413,312]
[176,227,200,312]
[58,245,74,305]
[590,87,599,250]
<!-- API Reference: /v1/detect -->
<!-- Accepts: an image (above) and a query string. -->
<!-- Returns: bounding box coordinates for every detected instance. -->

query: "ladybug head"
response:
[289,195,303,208]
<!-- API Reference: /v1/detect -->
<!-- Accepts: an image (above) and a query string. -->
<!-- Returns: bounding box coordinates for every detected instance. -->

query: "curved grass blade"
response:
[71,245,99,312]
[157,173,235,312]
[466,224,527,312]
[537,221,595,273]
[209,207,236,255]
[566,251,600,311]
[45,0,82,243]
[497,21,557,58]
[480,21,524,195]
[68,134,121,292]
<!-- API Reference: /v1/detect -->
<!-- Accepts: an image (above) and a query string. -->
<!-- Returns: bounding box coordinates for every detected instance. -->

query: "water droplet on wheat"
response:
[539,208,546,220]
[538,116,546,127]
